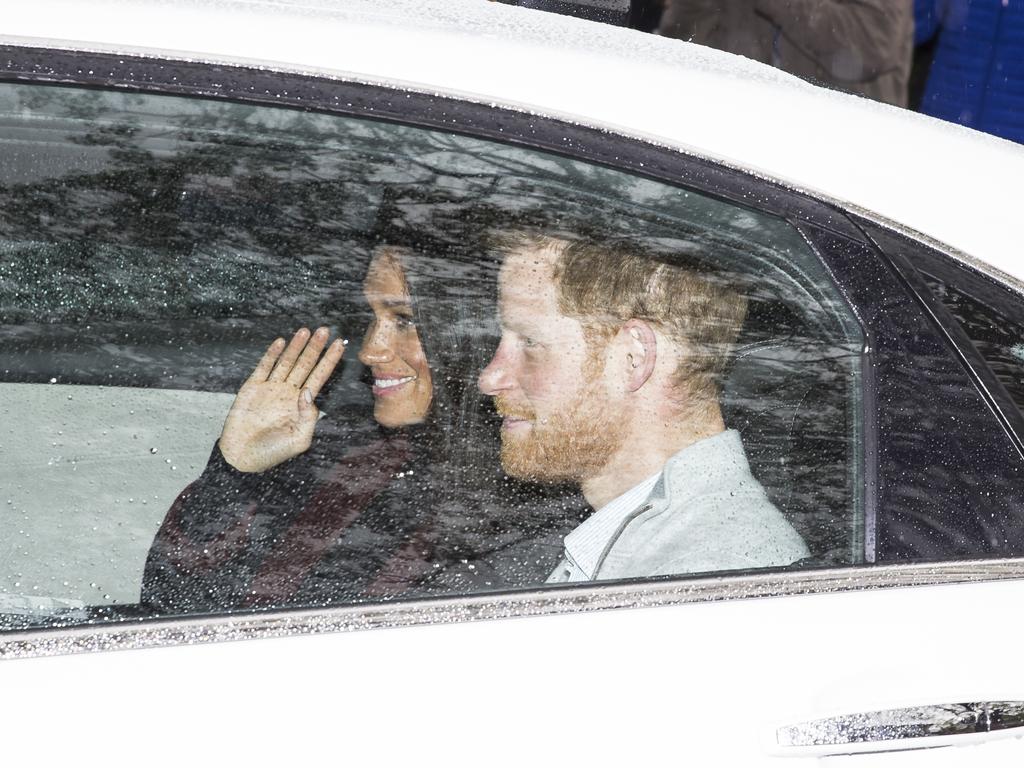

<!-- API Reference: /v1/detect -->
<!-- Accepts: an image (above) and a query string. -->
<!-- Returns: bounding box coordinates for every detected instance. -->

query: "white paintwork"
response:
[2,2,1024,766]
[3,578,1024,767]
[5,0,1024,282]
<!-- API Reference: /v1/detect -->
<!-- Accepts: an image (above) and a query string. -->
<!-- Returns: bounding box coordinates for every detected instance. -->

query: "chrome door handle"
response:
[778,701,1024,748]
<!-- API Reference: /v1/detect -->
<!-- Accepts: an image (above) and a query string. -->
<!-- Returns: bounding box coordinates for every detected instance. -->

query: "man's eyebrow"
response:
[501,315,544,337]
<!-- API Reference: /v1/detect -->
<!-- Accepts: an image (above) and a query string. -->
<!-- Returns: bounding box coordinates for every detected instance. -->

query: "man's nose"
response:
[478,343,513,395]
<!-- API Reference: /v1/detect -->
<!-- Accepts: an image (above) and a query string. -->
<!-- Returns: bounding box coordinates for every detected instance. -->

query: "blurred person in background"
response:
[914,0,1024,144]
[658,0,914,106]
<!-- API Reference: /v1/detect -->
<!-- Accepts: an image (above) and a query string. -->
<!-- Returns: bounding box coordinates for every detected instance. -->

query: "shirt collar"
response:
[562,470,661,580]
[560,430,750,579]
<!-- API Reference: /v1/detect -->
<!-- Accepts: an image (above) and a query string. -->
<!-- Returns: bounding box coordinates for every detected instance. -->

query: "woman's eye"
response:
[395,315,415,330]
[522,336,538,349]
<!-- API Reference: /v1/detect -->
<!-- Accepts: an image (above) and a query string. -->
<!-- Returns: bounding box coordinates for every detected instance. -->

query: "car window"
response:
[0,81,865,630]
[918,270,1024,419]
[858,222,1024,436]
[848,222,1024,565]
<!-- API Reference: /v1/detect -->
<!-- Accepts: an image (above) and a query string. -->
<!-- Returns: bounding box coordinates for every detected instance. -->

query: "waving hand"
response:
[219,327,346,472]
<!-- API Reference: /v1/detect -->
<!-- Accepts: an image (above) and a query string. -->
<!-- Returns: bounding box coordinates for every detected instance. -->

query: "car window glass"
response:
[849,223,1024,565]
[920,274,1024,417]
[0,82,863,630]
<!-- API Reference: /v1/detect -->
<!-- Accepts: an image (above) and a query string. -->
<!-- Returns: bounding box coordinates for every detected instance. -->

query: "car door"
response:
[2,44,1024,768]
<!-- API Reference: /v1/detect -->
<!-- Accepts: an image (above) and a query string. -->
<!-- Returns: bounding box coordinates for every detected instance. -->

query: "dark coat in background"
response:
[659,0,914,106]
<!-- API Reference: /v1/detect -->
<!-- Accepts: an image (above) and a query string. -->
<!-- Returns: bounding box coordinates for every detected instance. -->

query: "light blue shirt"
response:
[547,430,809,582]
[548,471,660,583]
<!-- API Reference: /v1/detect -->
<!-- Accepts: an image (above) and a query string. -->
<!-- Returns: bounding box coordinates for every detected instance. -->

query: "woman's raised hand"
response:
[219,327,346,472]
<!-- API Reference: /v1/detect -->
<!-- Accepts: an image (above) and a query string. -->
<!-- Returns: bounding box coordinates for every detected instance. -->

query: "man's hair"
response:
[496,231,748,405]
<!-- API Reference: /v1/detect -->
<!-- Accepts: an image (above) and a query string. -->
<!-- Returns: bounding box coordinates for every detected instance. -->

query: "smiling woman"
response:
[360,247,434,428]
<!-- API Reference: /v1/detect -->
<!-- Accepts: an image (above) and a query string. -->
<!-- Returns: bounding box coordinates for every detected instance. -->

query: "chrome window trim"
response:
[4,558,1024,660]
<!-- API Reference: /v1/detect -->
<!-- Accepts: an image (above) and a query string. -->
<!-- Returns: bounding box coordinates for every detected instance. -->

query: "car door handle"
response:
[778,701,1024,749]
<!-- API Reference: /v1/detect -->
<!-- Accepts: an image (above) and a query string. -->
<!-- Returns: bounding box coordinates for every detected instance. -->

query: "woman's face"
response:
[358,250,433,428]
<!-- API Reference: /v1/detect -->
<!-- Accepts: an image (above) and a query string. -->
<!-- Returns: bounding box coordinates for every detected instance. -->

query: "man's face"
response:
[478,247,620,482]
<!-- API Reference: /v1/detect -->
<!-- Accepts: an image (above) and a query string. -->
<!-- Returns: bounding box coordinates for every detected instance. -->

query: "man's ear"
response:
[619,319,657,393]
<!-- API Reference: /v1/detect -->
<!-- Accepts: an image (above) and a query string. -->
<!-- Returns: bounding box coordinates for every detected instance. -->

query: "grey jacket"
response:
[558,429,810,581]
[659,0,913,107]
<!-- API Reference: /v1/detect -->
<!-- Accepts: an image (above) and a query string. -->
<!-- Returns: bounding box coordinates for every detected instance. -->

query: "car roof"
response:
[5,0,1024,283]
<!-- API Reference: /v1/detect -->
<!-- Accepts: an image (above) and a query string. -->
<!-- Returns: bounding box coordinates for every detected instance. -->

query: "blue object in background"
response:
[915,0,1024,143]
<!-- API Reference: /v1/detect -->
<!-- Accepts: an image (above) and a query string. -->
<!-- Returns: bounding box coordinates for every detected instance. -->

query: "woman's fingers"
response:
[304,337,346,398]
[254,327,342,393]
[268,327,311,382]
[247,336,286,384]
[286,326,330,386]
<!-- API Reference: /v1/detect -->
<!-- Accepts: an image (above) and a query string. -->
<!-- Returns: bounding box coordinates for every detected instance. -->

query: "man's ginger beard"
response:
[494,352,622,483]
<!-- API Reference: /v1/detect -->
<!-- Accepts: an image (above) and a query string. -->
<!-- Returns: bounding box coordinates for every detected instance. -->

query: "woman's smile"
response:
[371,373,418,396]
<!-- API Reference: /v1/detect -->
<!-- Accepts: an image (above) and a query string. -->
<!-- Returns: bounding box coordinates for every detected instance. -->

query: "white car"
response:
[3,1,1024,766]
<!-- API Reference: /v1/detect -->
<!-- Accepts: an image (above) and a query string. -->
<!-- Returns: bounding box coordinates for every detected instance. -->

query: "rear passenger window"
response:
[0,82,864,629]
[920,272,1024,416]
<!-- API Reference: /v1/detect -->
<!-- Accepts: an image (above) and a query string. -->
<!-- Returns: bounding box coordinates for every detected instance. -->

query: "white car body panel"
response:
[2,1,1024,766]
[3,576,1024,767]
